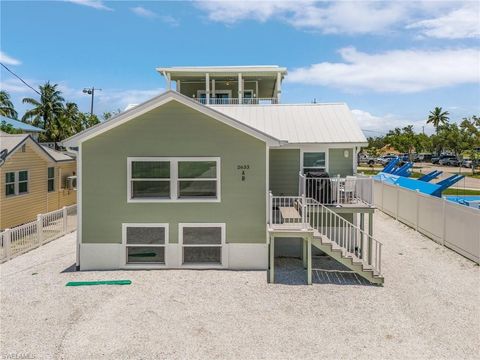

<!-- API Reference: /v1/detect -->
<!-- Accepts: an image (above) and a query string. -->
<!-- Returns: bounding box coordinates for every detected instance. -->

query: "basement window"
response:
[123,224,168,265]
[179,224,225,265]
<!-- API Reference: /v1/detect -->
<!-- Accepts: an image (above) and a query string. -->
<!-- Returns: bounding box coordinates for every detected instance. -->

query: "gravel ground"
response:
[1,211,479,360]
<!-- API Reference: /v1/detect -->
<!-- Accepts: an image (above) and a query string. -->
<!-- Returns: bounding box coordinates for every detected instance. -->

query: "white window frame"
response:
[178,223,227,268]
[301,151,327,174]
[47,167,55,192]
[5,170,29,197]
[122,223,169,267]
[127,157,221,203]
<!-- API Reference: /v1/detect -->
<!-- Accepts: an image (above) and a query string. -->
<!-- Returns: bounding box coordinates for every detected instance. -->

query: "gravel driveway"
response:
[1,211,479,360]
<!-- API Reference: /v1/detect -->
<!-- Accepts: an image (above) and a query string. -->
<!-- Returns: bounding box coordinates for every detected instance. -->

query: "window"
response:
[5,170,28,196]
[5,172,15,196]
[303,152,326,174]
[47,167,55,192]
[123,224,168,265]
[179,224,225,265]
[128,157,220,202]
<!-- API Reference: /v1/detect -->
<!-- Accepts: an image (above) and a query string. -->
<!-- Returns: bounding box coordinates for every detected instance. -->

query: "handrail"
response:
[195,97,279,105]
[306,198,382,274]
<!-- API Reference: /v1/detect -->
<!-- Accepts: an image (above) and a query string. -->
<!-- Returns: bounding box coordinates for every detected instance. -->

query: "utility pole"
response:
[83,87,102,116]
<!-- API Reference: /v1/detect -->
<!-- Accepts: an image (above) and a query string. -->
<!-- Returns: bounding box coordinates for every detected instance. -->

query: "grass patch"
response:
[442,189,480,196]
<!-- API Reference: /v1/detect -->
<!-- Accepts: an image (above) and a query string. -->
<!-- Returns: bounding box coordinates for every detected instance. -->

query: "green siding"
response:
[82,101,267,245]
[269,149,300,196]
[329,148,354,177]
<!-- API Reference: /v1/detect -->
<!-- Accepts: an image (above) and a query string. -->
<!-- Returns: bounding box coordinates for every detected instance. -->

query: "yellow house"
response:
[0,132,77,230]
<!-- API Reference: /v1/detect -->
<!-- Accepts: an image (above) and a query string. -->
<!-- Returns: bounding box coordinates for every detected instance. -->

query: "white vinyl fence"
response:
[373,180,480,264]
[0,204,77,263]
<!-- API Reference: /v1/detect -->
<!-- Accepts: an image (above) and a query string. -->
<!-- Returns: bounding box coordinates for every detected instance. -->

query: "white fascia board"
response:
[156,66,288,74]
[62,91,283,147]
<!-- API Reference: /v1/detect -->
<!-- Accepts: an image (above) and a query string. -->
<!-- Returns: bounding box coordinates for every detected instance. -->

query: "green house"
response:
[64,66,383,284]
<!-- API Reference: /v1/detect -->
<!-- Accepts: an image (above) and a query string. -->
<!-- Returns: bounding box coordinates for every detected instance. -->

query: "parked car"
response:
[357,154,375,165]
[376,155,398,166]
[462,159,479,168]
[438,155,460,167]
[414,153,433,162]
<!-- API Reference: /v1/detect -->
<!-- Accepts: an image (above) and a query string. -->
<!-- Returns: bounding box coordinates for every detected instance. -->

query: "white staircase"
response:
[269,194,384,285]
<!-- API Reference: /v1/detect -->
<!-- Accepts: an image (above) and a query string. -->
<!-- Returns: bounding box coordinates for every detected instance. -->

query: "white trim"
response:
[122,223,169,267]
[127,156,221,203]
[5,169,29,197]
[62,91,282,147]
[178,223,227,268]
[76,143,82,268]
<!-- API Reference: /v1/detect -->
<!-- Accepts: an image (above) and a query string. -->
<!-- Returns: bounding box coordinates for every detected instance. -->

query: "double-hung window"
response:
[179,223,225,265]
[303,152,326,174]
[123,224,168,265]
[128,157,220,202]
[5,170,28,196]
[47,167,55,192]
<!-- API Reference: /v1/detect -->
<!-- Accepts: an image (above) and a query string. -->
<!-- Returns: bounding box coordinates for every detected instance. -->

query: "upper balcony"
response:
[156,65,287,105]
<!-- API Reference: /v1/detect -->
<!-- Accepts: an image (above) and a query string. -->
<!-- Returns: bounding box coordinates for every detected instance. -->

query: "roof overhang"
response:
[156,66,287,80]
[62,91,285,148]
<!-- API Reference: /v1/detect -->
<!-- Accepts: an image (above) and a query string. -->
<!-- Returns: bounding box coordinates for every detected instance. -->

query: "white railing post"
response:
[268,191,273,226]
[4,229,11,261]
[302,193,307,230]
[336,174,341,205]
[37,214,44,246]
[62,206,68,235]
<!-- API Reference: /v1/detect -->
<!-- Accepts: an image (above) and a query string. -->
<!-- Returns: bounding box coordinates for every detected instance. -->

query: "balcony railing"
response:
[194,97,278,105]
[299,173,374,206]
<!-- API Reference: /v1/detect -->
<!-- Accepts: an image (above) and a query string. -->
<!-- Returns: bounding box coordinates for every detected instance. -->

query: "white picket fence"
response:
[373,180,479,264]
[0,204,77,263]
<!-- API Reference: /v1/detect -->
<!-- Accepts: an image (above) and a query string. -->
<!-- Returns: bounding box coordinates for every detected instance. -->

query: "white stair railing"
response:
[306,199,382,275]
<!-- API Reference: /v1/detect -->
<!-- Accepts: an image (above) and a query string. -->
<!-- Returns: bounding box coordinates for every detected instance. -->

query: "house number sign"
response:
[237,164,250,181]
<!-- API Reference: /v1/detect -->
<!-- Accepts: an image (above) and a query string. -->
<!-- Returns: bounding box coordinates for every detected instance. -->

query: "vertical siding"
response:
[269,149,300,196]
[329,148,354,177]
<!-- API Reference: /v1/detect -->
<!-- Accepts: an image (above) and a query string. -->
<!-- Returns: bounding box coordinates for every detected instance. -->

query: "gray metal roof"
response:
[40,145,75,161]
[0,116,44,132]
[0,133,29,153]
[0,133,74,162]
[211,103,367,144]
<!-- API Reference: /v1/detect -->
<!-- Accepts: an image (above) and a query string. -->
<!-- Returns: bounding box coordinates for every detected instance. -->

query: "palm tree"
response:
[22,82,65,141]
[427,107,449,134]
[0,90,18,119]
[54,102,80,141]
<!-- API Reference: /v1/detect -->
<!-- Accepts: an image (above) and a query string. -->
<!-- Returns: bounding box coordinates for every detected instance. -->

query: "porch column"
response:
[211,79,215,100]
[368,212,374,265]
[205,73,210,104]
[307,236,312,285]
[238,73,243,103]
[177,80,181,93]
[360,213,365,259]
[302,239,307,269]
[269,235,275,283]
[164,72,171,90]
[276,72,282,103]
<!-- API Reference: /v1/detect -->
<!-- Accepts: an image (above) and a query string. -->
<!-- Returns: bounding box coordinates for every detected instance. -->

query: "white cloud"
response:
[407,3,480,39]
[67,0,113,11]
[196,1,479,38]
[95,88,164,111]
[0,51,21,66]
[131,6,158,18]
[352,109,429,134]
[130,6,179,26]
[288,47,480,93]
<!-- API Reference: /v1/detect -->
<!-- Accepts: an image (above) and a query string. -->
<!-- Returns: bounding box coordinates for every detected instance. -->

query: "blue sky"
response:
[1,0,479,135]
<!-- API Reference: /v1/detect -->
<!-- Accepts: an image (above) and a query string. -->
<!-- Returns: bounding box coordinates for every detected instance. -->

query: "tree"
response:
[427,107,449,134]
[0,90,18,119]
[385,126,418,159]
[0,120,22,134]
[22,82,65,142]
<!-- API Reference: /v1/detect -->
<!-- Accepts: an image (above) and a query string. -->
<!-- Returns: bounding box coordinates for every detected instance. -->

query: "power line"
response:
[0,62,41,95]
